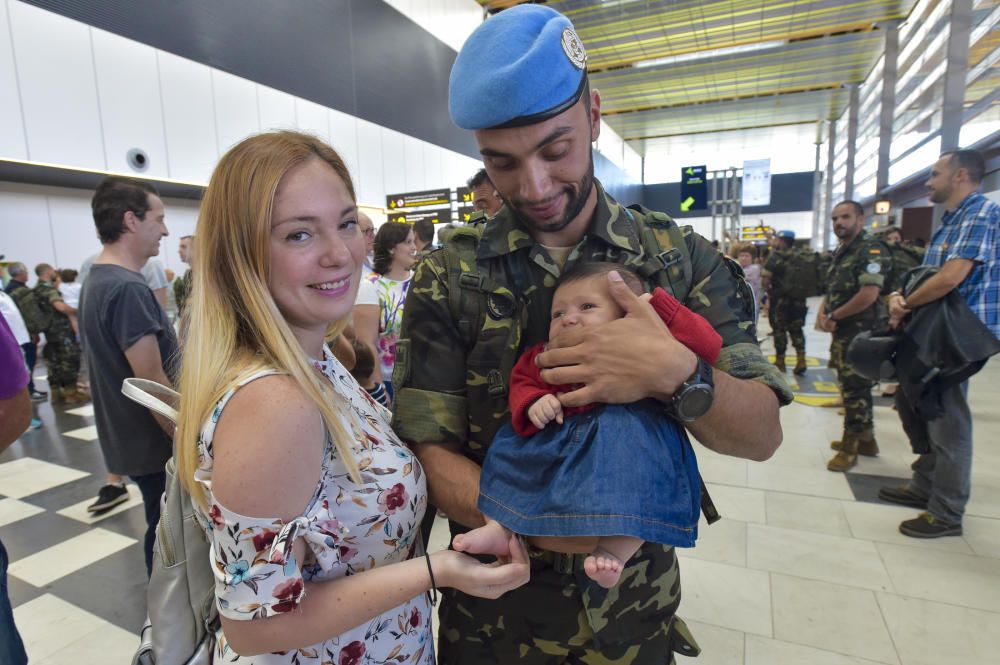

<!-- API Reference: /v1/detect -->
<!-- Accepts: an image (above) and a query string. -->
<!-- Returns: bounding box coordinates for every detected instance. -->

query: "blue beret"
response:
[777,230,796,240]
[449,5,588,130]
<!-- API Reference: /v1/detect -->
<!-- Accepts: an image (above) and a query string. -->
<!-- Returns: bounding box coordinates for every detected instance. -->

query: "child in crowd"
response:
[469,262,721,588]
[347,337,390,407]
[57,269,81,338]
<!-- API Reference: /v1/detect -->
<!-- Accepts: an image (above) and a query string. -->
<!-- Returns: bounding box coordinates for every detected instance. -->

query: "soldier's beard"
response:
[505,156,595,235]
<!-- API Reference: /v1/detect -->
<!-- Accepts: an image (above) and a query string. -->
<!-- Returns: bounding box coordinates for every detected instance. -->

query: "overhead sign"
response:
[680,165,707,213]
[875,199,891,215]
[742,159,771,207]
[457,187,474,205]
[386,188,452,210]
[387,207,452,226]
[457,205,476,223]
[741,225,773,241]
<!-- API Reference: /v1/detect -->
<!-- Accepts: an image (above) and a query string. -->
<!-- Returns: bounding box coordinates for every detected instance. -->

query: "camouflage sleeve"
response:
[761,252,780,279]
[40,284,63,306]
[683,231,794,405]
[858,240,891,290]
[390,250,469,445]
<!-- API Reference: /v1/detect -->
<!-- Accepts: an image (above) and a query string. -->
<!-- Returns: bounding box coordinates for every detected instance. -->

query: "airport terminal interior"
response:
[1,1,998,664]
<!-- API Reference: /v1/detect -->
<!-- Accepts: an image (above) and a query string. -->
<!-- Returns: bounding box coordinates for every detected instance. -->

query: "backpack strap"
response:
[443,226,488,351]
[624,205,693,301]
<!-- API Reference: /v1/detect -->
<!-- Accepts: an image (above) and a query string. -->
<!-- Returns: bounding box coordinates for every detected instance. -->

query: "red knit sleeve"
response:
[508,344,553,437]
[650,288,723,364]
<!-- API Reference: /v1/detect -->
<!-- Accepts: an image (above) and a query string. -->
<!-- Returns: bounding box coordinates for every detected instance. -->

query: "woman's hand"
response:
[431,535,530,599]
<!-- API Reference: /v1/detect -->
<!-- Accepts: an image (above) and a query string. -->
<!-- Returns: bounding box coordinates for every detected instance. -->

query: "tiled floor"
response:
[2,305,998,664]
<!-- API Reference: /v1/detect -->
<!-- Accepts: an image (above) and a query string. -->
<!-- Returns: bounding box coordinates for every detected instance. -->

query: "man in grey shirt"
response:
[79,176,177,576]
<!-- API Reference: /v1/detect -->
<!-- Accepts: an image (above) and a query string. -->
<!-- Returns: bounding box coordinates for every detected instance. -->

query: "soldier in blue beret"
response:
[393,5,791,664]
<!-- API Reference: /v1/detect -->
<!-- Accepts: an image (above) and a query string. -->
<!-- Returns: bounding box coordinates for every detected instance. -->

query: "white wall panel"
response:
[380,128,406,197]
[0,183,55,274]
[403,137,426,191]
[46,190,102,270]
[9,1,104,169]
[157,51,218,183]
[422,144,444,190]
[257,85,296,131]
[328,109,360,194]
[212,70,259,155]
[159,199,201,274]
[0,0,27,160]
[92,29,169,178]
[294,97,330,143]
[356,120,385,207]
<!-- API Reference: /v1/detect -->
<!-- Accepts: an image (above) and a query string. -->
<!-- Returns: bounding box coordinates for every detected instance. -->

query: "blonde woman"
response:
[175,131,528,663]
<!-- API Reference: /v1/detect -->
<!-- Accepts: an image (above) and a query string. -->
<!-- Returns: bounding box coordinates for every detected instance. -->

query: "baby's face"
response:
[549,275,625,341]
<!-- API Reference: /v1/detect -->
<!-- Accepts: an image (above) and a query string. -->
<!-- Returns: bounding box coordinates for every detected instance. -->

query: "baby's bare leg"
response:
[584,536,644,588]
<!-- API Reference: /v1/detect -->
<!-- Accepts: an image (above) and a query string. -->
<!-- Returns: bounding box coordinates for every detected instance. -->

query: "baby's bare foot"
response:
[584,551,624,588]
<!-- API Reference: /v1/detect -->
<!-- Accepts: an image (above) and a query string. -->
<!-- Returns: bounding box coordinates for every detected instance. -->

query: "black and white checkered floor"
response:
[2,391,147,663]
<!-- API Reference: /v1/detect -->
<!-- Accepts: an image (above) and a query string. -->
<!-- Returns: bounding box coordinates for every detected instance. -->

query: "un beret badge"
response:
[561,28,587,70]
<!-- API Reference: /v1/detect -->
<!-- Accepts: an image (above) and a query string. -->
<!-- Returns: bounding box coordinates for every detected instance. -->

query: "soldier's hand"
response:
[537,271,697,408]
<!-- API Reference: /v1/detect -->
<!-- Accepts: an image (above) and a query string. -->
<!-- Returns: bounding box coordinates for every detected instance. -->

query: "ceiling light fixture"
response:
[632,40,787,69]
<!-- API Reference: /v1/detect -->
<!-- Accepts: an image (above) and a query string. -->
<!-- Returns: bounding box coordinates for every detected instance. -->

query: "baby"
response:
[459,262,721,587]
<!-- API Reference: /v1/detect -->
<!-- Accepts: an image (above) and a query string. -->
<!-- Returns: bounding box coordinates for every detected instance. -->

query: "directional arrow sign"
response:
[680,165,707,212]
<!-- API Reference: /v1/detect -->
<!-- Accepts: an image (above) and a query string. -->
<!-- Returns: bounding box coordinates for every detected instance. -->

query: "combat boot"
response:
[827,432,859,472]
[50,386,65,406]
[774,354,786,373]
[829,430,848,451]
[856,428,879,457]
[793,351,807,375]
[62,387,89,405]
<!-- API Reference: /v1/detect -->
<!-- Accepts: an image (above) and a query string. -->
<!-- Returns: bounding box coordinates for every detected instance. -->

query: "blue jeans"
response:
[0,538,28,665]
[130,471,167,578]
[899,380,972,525]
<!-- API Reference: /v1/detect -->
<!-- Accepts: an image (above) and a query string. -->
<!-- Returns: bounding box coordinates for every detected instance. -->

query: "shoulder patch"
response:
[866,262,882,274]
[867,248,882,255]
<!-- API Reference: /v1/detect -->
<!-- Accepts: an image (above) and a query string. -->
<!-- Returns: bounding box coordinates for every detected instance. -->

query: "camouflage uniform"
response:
[173,268,192,316]
[392,181,792,664]
[762,248,807,363]
[35,280,80,390]
[825,231,891,445]
[884,244,925,294]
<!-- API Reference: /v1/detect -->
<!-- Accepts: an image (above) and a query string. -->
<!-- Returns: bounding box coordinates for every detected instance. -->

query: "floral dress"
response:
[361,273,411,382]
[193,347,433,664]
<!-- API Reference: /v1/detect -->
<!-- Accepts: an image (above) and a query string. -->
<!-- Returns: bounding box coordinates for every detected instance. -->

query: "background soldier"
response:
[393,6,789,664]
[763,230,808,374]
[33,263,86,405]
[173,234,194,318]
[880,226,925,294]
[817,201,891,472]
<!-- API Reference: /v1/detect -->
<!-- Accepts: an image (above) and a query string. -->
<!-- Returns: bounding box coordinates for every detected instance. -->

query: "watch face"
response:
[680,386,714,420]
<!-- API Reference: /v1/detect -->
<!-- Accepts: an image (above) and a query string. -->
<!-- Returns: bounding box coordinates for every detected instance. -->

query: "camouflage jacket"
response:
[34,280,72,337]
[762,247,793,297]
[885,244,925,293]
[394,181,791,453]
[826,231,891,332]
[173,269,192,314]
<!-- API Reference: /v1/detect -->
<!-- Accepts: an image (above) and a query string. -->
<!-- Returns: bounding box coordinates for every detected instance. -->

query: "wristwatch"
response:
[669,356,715,423]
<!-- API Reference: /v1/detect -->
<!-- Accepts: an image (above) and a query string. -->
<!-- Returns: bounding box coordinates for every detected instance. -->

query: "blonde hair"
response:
[176,131,360,507]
